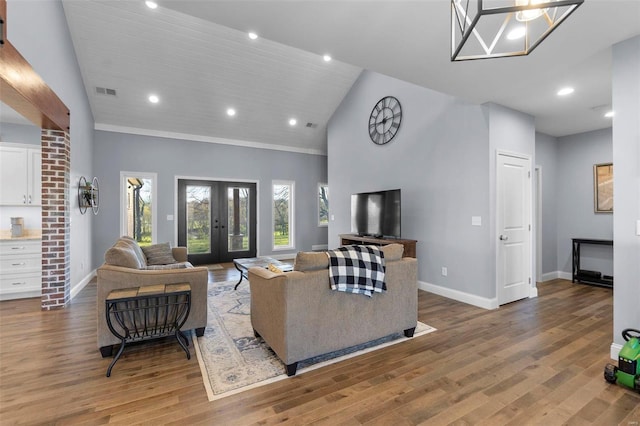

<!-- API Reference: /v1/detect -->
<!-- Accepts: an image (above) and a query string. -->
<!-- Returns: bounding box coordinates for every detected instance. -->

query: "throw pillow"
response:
[105,244,145,269]
[381,243,404,261]
[267,263,283,273]
[293,251,329,271]
[142,242,176,265]
[118,236,147,268]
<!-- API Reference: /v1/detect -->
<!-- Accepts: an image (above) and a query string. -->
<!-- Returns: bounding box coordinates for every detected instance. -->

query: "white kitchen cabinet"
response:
[0,144,42,206]
[0,239,42,300]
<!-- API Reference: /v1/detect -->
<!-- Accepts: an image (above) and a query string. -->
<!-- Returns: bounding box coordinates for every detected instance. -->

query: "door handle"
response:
[214,225,219,229]
[499,235,508,241]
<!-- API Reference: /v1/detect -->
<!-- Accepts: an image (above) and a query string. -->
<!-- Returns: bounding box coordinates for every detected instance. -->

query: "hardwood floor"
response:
[1,265,638,425]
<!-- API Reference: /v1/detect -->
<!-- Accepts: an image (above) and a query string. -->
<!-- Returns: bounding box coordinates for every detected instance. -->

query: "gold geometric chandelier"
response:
[451,0,584,61]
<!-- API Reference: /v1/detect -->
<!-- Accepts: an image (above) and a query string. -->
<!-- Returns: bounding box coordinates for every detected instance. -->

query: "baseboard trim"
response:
[71,269,96,301]
[311,244,328,251]
[418,281,498,310]
[541,271,572,282]
[610,342,623,360]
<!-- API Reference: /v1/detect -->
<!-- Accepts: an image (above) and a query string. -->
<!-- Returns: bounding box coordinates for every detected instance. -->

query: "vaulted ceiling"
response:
[12,1,640,154]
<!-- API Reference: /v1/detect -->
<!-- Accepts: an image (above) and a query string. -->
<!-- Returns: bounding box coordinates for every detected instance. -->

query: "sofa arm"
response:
[248,267,296,361]
[172,247,188,262]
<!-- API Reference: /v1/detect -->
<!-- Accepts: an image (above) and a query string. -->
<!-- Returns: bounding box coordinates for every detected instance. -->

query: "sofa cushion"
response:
[142,242,177,265]
[104,240,145,269]
[294,251,329,272]
[381,243,404,261]
[146,262,192,270]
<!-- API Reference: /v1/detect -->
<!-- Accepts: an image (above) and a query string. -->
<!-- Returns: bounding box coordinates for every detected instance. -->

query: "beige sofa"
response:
[248,243,417,376]
[96,237,208,357]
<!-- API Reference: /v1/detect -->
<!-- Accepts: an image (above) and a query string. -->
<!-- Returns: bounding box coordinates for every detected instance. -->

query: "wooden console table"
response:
[105,283,192,377]
[571,238,613,288]
[339,234,417,258]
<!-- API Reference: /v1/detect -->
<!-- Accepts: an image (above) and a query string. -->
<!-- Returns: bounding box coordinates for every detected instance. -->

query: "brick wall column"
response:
[41,129,70,310]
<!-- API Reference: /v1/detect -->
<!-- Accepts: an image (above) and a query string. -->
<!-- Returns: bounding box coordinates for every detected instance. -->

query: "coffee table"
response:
[233,257,293,290]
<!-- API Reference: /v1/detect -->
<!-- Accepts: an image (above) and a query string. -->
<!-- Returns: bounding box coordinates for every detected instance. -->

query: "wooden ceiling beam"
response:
[0,0,70,131]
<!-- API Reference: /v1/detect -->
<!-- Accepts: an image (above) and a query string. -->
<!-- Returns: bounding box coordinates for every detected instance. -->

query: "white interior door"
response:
[497,152,532,305]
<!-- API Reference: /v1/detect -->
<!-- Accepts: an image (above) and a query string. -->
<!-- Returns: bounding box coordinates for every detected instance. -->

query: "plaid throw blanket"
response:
[326,245,386,297]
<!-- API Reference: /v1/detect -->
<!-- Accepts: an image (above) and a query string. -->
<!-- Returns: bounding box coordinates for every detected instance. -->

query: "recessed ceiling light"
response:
[248,32,258,40]
[148,94,159,104]
[145,1,158,9]
[604,111,615,118]
[289,118,297,126]
[557,87,575,96]
[323,54,332,62]
[507,26,526,40]
[226,108,236,117]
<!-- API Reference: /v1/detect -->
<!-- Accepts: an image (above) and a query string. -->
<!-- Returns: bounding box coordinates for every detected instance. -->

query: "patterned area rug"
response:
[193,280,436,401]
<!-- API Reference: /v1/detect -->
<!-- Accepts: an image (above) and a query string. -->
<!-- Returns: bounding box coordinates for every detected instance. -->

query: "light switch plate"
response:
[472,216,482,226]
[167,215,174,221]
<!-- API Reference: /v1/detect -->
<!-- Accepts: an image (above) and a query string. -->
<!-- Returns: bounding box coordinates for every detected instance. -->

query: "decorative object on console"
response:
[368,96,402,145]
[451,0,584,61]
[594,162,613,213]
[78,176,99,215]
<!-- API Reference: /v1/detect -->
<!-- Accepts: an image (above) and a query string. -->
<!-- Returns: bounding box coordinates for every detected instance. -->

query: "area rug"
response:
[193,280,436,401]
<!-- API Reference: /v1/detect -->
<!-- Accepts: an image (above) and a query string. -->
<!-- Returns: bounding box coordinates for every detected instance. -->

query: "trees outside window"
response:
[318,183,329,226]
[273,181,294,249]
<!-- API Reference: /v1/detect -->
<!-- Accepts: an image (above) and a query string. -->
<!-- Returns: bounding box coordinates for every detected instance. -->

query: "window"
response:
[318,183,329,227]
[273,181,294,250]
[121,172,157,246]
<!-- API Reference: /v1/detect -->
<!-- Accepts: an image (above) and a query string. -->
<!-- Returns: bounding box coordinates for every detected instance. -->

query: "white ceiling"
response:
[59,1,640,154]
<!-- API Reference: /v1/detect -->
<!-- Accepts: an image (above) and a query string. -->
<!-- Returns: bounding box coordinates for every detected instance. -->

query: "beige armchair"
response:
[96,238,208,357]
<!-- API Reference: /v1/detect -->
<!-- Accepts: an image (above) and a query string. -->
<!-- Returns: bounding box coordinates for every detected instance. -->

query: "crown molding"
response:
[94,123,327,157]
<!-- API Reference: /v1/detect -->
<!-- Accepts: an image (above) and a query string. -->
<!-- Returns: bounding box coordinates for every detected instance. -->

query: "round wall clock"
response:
[368,96,402,145]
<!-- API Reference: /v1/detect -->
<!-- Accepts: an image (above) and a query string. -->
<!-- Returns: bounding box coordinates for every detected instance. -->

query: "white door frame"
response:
[535,165,542,288]
[495,150,536,304]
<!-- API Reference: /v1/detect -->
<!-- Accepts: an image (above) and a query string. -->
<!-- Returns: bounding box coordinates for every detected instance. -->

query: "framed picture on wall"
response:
[594,163,613,213]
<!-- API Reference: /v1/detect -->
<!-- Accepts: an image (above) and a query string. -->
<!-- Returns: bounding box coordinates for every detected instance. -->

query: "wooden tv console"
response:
[339,234,417,258]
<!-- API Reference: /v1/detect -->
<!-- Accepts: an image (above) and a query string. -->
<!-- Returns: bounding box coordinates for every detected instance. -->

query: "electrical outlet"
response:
[442,267,448,277]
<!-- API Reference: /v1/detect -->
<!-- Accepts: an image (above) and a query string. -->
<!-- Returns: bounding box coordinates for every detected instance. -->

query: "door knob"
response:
[499,235,508,241]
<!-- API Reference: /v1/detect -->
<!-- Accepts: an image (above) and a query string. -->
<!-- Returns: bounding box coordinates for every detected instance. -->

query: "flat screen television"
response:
[350,189,401,238]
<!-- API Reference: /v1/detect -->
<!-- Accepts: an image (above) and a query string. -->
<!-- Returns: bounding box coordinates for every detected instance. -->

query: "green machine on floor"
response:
[604,328,640,392]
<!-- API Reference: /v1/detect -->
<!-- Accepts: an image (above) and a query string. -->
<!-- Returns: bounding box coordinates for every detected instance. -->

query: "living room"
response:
[1,0,639,423]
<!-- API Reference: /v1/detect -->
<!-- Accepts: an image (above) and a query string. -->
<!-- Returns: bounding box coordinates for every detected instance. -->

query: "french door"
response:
[177,179,256,265]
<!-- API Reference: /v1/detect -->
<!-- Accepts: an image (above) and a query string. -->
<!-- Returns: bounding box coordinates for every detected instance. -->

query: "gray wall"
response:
[535,132,559,275]
[487,102,536,288]
[92,130,328,269]
[612,35,640,346]
[556,128,613,276]
[6,0,95,288]
[0,123,42,145]
[327,70,494,300]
